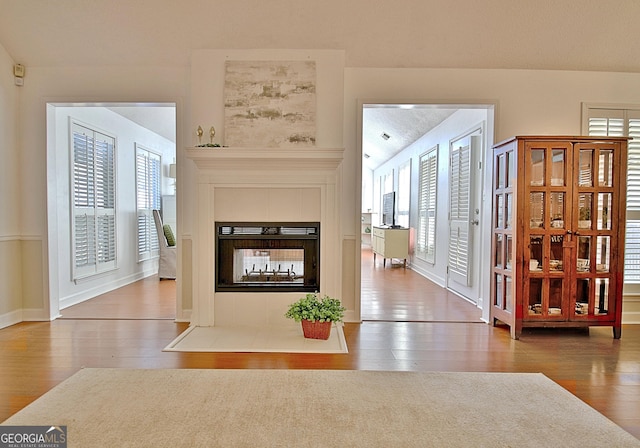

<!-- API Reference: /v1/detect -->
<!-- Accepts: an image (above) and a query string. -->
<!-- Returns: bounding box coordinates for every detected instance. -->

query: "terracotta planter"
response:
[301,319,332,340]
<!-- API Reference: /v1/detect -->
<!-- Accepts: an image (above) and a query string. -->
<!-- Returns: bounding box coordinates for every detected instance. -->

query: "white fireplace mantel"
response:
[185,147,344,172]
[185,146,344,327]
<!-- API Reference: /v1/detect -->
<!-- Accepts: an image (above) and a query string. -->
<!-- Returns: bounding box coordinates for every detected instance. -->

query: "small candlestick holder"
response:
[196,126,203,145]
[209,126,216,144]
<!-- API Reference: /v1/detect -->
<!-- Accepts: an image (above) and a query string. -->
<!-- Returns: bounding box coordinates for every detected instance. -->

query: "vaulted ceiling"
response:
[362,106,457,170]
[1,1,638,71]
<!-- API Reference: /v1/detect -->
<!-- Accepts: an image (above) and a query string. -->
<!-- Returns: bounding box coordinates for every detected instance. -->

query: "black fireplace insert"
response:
[215,222,320,292]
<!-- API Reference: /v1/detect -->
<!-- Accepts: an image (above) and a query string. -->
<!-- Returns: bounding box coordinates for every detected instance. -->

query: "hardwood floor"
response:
[60,276,176,320]
[361,247,483,322]
[1,257,639,439]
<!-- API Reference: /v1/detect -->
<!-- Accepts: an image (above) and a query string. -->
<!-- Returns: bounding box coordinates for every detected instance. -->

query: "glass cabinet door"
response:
[523,142,571,319]
[572,144,618,319]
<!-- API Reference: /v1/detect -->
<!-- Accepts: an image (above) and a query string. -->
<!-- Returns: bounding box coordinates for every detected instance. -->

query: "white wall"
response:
[4,56,640,326]
[187,49,345,231]
[344,68,640,322]
[361,167,373,213]
[13,65,188,323]
[0,41,23,326]
[48,106,175,311]
[187,50,347,323]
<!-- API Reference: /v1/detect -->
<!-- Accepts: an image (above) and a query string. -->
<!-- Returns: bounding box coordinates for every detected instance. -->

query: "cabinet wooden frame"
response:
[490,136,628,339]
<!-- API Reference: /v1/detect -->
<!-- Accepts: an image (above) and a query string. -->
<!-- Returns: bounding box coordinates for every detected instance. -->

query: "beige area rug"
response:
[163,324,348,353]
[3,369,639,448]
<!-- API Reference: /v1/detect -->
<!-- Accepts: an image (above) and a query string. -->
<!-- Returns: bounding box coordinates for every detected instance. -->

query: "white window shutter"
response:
[136,145,161,261]
[71,122,117,279]
[448,143,472,285]
[417,147,438,263]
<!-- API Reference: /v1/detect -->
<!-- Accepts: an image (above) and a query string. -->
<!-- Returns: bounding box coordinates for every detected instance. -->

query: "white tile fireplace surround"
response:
[185,147,344,327]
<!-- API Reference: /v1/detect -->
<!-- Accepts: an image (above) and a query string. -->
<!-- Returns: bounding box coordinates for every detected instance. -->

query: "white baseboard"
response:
[0,308,48,328]
[59,270,156,310]
[622,295,640,324]
[175,308,192,323]
[622,313,640,325]
[21,308,53,321]
[0,309,23,330]
[344,309,359,323]
[407,263,446,288]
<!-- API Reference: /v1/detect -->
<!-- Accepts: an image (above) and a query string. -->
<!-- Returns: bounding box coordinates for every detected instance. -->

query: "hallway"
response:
[361,247,483,322]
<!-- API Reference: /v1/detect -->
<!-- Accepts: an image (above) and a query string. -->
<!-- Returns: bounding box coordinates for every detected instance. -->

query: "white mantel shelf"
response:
[185,147,344,171]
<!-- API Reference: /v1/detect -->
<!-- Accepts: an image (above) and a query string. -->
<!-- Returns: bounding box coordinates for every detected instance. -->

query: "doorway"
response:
[359,102,494,322]
[46,102,177,320]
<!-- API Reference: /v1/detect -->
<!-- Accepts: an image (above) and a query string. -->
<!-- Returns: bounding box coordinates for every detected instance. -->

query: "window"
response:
[416,146,438,263]
[397,160,411,228]
[136,144,161,261]
[583,105,640,283]
[71,122,117,279]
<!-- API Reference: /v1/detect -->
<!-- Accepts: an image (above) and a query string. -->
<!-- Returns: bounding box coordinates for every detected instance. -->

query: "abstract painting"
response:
[224,60,316,147]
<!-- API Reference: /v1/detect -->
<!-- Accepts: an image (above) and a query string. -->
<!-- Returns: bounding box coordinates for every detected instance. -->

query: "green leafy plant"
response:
[284,292,345,323]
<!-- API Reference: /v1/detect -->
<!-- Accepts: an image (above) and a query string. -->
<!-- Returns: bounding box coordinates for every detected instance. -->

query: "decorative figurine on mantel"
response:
[195,125,223,148]
[196,125,204,145]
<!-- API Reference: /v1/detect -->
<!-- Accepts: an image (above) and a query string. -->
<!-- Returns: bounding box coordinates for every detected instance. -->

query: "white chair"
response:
[153,209,177,280]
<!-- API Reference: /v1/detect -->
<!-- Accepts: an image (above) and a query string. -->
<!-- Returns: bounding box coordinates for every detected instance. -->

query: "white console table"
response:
[372,226,409,268]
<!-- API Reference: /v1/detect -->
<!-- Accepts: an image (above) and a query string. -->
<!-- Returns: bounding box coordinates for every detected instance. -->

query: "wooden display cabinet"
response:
[490,136,628,339]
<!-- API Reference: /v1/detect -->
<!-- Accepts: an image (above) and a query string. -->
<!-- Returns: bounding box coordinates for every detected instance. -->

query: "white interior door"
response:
[447,133,482,301]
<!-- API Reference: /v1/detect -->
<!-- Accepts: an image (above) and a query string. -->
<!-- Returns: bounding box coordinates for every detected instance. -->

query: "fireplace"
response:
[215,222,320,292]
[185,147,343,327]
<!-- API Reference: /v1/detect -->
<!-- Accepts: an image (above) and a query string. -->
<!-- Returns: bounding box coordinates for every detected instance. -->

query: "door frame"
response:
[355,100,496,323]
[45,101,181,321]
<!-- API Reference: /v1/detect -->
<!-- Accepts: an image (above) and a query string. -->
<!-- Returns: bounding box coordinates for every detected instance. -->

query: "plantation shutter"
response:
[586,107,640,282]
[417,147,438,263]
[71,122,117,279]
[136,145,161,261]
[448,142,472,285]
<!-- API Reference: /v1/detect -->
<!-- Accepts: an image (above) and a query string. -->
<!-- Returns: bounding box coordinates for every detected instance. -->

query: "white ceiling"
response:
[107,106,176,143]
[1,1,638,72]
[362,106,457,170]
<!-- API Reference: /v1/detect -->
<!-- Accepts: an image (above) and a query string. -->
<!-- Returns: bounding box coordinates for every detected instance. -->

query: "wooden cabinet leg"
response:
[613,326,622,339]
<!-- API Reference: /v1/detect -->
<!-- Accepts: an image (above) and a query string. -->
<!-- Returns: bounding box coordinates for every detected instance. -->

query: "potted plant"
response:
[284,292,346,340]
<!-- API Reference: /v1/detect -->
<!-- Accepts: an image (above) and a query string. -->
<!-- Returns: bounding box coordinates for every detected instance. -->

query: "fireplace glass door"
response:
[234,248,304,285]
[216,222,319,292]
